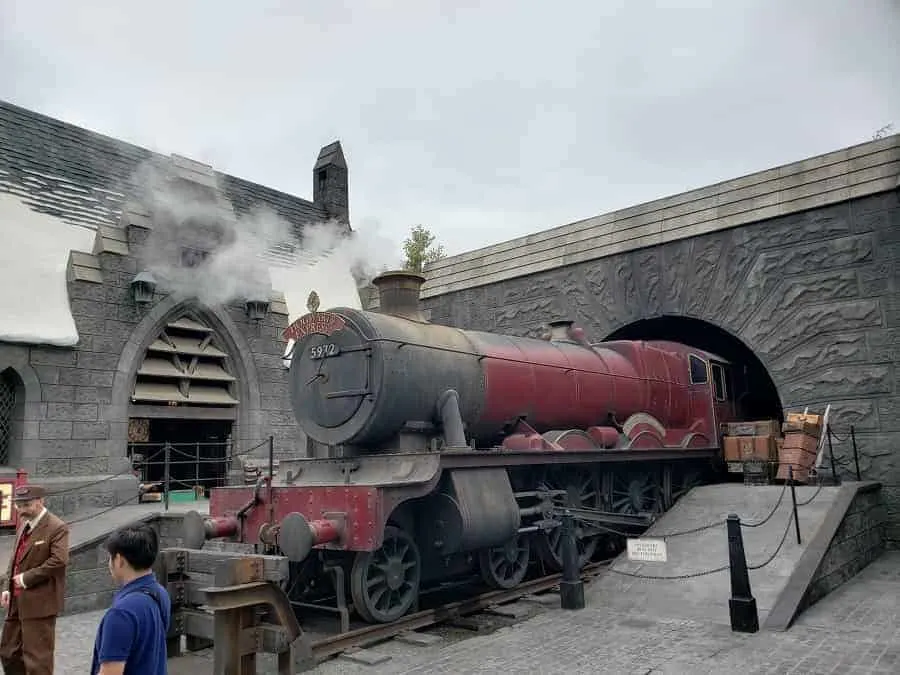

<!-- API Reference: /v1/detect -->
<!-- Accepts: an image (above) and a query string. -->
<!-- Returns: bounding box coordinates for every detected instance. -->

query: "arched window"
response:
[0,369,18,465]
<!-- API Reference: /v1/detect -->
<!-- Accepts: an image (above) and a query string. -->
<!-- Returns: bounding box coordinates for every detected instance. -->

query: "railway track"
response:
[308,559,612,666]
[163,558,613,674]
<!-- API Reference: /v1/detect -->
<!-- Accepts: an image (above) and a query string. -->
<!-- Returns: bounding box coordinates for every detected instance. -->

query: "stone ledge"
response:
[66,251,103,284]
[421,134,900,298]
[764,480,884,631]
[91,225,129,257]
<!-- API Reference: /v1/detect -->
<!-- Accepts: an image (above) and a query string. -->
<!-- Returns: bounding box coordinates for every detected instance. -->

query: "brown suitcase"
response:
[722,420,781,437]
[777,431,819,483]
[723,434,778,463]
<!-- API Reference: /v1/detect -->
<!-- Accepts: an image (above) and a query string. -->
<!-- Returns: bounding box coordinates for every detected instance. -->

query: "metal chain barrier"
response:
[747,507,795,570]
[46,447,167,497]
[607,503,797,581]
[608,562,731,580]
[38,437,274,527]
[64,493,143,526]
[45,437,271,499]
[796,484,825,507]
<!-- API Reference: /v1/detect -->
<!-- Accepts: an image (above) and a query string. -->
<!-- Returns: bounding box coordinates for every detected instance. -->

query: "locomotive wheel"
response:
[536,467,601,572]
[673,467,703,502]
[611,470,664,515]
[478,534,531,590]
[350,526,421,624]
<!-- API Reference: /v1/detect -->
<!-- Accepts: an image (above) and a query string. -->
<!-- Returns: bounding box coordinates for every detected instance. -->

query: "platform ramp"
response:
[592,481,884,630]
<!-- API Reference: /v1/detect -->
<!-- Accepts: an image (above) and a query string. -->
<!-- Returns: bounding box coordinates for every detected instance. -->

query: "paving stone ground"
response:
[47,550,900,674]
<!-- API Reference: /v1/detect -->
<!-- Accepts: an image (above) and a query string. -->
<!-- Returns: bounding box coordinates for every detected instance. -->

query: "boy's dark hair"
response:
[105,523,159,571]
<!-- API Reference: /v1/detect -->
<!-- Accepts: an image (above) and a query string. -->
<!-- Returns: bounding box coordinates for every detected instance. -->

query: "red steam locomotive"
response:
[182,271,747,623]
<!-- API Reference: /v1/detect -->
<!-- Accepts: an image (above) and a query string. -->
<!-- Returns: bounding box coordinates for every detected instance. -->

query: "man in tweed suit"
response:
[0,485,70,675]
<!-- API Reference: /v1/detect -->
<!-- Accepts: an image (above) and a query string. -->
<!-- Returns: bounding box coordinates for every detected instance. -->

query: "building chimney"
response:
[372,270,427,321]
[547,319,575,342]
[313,141,349,225]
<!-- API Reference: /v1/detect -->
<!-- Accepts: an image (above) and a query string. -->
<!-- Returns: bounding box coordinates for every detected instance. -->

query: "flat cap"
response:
[13,485,46,501]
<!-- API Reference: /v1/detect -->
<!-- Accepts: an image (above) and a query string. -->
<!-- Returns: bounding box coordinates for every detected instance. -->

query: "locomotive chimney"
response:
[372,270,428,322]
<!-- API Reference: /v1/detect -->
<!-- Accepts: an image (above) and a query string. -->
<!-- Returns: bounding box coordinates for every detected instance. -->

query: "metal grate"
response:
[0,372,15,465]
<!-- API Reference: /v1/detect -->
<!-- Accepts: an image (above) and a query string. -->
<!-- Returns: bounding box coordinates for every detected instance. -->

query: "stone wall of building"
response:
[1,101,356,513]
[422,190,900,545]
[0,216,303,513]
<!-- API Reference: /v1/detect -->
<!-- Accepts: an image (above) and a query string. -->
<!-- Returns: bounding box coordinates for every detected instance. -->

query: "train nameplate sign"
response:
[283,312,347,341]
[626,537,668,563]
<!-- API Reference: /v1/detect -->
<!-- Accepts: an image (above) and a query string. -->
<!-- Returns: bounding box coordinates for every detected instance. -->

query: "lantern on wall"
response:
[245,296,270,323]
[130,271,157,306]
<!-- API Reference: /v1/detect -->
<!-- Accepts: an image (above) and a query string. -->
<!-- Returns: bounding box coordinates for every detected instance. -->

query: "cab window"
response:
[711,363,727,401]
[689,355,708,384]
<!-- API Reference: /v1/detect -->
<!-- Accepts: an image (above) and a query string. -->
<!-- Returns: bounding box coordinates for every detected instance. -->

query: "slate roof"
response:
[0,99,329,236]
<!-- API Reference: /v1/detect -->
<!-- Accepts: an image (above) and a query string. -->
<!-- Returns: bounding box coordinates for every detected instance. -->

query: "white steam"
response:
[129,156,399,320]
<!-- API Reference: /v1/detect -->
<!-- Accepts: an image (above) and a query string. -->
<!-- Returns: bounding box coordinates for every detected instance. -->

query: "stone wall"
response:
[801,483,886,611]
[421,190,900,545]
[62,512,185,615]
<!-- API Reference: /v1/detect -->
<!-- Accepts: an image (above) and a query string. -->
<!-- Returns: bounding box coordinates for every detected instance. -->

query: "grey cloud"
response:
[2,0,898,254]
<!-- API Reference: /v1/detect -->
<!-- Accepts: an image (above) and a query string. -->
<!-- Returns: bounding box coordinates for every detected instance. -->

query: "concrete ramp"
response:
[593,481,884,630]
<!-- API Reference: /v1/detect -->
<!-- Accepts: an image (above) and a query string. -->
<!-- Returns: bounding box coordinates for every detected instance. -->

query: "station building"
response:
[0,100,360,514]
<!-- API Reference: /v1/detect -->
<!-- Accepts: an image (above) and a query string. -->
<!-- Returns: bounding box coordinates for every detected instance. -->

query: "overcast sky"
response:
[2,0,898,257]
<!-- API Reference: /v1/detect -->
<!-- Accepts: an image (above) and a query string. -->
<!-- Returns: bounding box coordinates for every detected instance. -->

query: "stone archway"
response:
[604,315,784,423]
[108,294,263,470]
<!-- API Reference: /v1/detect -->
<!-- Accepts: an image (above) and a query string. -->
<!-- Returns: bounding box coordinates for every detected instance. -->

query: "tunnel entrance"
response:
[604,315,783,423]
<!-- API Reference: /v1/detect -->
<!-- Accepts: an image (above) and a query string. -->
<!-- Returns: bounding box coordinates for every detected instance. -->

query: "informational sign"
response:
[0,483,14,525]
[626,537,668,563]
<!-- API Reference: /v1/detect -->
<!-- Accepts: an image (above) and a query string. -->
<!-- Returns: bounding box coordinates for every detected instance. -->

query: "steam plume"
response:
[128,156,399,314]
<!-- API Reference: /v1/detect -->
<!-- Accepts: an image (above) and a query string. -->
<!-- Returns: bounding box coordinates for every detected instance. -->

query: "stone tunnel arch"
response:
[604,315,784,424]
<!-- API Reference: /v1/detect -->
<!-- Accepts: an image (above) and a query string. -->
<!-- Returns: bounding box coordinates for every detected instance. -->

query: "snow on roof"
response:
[0,192,94,347]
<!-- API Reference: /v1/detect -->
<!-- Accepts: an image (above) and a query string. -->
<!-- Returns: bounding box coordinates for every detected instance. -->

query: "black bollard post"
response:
[726,514,759,633]
[559,511,585,610]
[826,428,839,485]
[789,466,801,545]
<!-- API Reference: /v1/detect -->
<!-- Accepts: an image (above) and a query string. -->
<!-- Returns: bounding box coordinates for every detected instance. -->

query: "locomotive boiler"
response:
[183,270,746,624]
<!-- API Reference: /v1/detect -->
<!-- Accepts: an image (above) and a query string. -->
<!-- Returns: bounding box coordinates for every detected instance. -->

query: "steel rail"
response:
[307,560,611,665]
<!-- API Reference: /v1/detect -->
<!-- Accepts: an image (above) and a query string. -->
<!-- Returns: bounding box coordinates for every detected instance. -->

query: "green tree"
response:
[402,225,446,274]
[873,123,894,140]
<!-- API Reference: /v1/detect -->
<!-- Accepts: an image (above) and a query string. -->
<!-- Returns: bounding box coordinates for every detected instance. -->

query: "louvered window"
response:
[132,315,238,407]
[0,370,16,465]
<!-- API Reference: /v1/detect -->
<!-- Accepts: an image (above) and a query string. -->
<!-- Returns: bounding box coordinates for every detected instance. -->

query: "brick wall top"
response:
[420,133,900,299]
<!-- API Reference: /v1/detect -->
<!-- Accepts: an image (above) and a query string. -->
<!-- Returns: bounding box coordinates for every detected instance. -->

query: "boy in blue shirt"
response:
[91,523,171,675]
